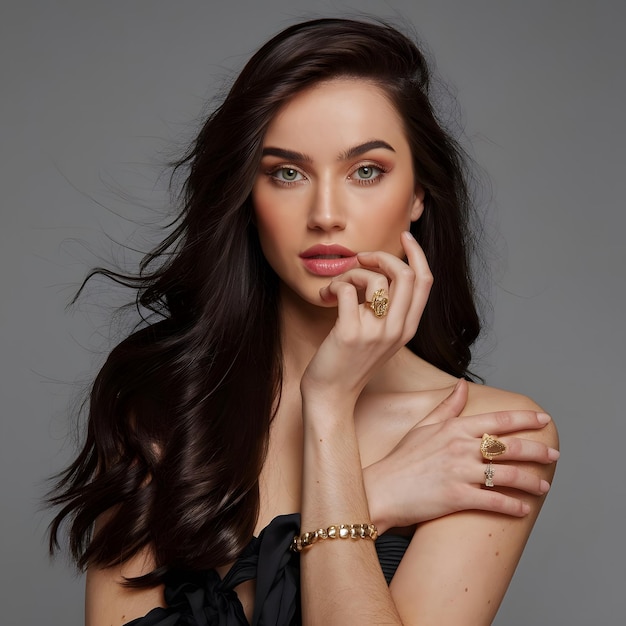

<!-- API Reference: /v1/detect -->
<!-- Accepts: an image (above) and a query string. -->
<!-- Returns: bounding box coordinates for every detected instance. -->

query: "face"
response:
[252,78,424,308]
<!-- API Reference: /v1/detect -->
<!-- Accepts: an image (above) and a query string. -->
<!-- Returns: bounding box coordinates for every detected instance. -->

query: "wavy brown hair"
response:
[47,18,481,586]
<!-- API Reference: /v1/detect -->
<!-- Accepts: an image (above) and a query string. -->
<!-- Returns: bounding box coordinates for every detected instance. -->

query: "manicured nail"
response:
[403,230,415,240]
[548,448,560,461]
[540,480,551,493]
[537,412,551,424]
[521,502,531,515]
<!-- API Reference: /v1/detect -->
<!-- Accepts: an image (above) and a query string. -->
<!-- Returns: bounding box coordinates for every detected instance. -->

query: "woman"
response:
[48,18,559,625]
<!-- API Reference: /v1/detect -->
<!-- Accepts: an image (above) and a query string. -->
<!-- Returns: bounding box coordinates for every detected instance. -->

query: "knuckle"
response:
[448,483,466,502]
[398,266,415,281]
[446,437,466,457]
[486,491,503,509]
[501,497,522,516]
[494,411,514,428]
[420,269,434,286]
[441,418,460,437]
[400,328,416,345]
[506,465,521,482]
[339,328,360,346]
[388,325,404,344]
[505,438,520,456]
[337,283,353,297]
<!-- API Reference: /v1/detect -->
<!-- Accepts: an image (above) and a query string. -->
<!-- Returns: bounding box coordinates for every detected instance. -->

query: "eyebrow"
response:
[261,139,395,164]
[339,140,395,160]
[261,147,313,162]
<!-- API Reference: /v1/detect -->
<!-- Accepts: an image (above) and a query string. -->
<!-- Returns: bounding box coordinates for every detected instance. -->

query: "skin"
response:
[86,78,559,625]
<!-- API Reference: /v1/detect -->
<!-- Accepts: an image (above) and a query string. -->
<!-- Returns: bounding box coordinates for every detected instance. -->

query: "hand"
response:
[301,231,432,407]
[362,379,559,532]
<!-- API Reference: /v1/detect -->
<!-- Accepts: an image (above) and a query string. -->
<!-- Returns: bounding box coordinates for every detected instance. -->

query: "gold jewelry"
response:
[366,289,389,318]
[290,523,379,553]
[484,461,495,487]
[480,433,507,460]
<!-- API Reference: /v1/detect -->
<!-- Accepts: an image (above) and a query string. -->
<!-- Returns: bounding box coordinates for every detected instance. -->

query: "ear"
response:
[410,185,426,222]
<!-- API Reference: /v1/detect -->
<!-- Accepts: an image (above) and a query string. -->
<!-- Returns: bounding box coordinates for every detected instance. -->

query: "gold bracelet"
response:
[290,523,379,553]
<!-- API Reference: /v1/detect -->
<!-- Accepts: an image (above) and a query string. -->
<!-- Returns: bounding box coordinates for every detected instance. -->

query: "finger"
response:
[321,268,390,303]
[480,463,551,496]
[464,410,554,438]
[356,250,415,298]
[497,436,561,464]
[467,491,532,517]
[357,247,422,326]
[323,280,360,320]
[400,231,433,325]
[356,236,421,294]
[418,379,469,426]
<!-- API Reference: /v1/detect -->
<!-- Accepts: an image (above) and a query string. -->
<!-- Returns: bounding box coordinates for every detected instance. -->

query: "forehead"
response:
[263,78,408,150]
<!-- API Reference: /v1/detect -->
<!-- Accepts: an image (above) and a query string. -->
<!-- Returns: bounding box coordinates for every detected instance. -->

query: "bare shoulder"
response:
[464,381,559,449]
[389,380,559,624]
[85,514,165,626]
[86,551,165,625]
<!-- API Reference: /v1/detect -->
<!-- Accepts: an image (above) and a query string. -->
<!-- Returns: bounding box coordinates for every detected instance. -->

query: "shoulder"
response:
[86,556,165,626]
[388,380,559,624]
[85,512,165,626]
[464,381,559,449]
[464,381,542,412]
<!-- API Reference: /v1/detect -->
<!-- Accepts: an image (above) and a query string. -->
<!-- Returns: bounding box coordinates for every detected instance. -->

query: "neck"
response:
[278,284,337,385]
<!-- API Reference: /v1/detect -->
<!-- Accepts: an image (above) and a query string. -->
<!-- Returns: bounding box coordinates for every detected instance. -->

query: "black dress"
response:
[125,513,411,626]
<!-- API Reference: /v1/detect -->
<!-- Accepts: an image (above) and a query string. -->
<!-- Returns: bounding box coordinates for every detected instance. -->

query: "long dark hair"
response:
[47,18,481,586]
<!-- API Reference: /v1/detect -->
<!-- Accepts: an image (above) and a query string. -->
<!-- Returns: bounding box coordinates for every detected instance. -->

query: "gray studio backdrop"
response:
[2,1,624,624]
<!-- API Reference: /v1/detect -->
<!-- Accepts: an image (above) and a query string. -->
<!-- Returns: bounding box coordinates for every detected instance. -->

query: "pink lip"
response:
[300,244,358,276]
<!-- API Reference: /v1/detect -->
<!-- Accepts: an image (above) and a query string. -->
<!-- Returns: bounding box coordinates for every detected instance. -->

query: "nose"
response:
[306,176,346,232]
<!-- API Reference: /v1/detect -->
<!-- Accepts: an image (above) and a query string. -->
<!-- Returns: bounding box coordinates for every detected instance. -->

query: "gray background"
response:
[2,1,624,624]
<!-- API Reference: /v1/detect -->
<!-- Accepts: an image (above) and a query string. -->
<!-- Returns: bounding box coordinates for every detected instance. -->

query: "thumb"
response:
[419,378,468,426]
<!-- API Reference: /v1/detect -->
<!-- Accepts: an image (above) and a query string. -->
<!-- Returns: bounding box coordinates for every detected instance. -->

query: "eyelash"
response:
[348,163,388,185]
[266,162,389,187]
[267,167,306,187]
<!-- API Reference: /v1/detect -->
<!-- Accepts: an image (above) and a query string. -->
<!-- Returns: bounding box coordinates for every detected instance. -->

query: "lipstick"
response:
[300,244,358,276]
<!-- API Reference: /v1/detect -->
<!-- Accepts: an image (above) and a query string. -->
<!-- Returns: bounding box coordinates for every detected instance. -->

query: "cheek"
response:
[368,185,416,226]
[251,186,272,237]
[252,190,288,262]
[363,186,416,255]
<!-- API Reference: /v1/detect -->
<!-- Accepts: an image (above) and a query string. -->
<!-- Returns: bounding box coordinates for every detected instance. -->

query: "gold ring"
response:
[366,289,389,318]
[484,461,495,487]
[480,433,507,460]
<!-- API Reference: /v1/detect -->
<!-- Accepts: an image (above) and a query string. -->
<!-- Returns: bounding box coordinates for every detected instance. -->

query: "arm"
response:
[299,232,431,625]
[298,232,558,625]
[299,394,401,625]
[300,384,558,626]
[389,388,558,625]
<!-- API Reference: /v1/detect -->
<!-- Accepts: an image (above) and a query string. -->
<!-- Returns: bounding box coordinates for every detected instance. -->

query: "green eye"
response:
[353,165,382,181]
[278,168,301,181]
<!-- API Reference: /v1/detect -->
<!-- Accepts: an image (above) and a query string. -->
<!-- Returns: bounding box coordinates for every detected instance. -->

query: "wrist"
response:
[300,370,362,408]
[300,388,358,425]
[363,465,391,534]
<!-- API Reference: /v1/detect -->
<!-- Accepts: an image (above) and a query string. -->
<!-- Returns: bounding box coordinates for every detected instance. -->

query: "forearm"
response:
[299,397,402,626]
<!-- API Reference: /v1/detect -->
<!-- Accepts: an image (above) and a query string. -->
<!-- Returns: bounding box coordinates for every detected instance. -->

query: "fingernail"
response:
[521,502,531,515]
[454,378,463,390]
[403,230,415,240]
[548,448,560,461]
[357,251,372,256]
[537,412,551,424]
[540,480,551,493]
